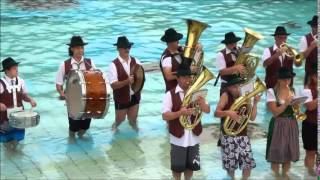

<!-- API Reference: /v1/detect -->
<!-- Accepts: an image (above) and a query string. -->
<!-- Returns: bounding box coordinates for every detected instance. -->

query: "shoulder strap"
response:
[0,79,6,94]
[64,58,72,76]
[273,88,280,104]
[84,58,92,70]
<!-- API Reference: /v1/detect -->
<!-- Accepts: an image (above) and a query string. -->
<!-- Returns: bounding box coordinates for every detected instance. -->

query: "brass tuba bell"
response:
[223,77,267,136]
[183,19,210,60]
[234,28,263,82]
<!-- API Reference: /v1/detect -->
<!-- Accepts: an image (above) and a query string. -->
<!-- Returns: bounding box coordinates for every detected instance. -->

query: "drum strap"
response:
[1,77,20,108]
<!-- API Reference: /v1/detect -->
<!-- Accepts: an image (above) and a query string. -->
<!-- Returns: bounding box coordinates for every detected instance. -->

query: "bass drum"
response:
[65,70,110,120]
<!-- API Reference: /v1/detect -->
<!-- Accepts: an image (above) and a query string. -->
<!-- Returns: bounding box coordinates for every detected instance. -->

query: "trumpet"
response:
[279,43,305,67]
[292,105,307,121]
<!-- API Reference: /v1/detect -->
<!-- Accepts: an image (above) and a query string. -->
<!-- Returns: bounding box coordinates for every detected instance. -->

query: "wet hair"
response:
[68,47,73,56]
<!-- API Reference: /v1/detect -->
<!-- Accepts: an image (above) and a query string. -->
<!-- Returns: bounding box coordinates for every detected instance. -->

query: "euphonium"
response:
[279,43,304,67]
[223,78,266,136]
[235,28,263,82]
[179,67,215,129]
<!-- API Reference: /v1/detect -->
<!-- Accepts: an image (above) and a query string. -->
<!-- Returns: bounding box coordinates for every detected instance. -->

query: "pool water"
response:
[0,0,317,179]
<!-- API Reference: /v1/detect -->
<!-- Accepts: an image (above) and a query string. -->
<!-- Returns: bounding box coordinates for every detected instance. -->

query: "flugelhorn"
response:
[279,43,304,67]
[223,77,266,136]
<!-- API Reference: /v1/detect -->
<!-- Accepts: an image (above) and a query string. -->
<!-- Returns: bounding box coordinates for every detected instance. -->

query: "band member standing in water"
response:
[162,65,210,180]
[160,28,185,92]
[299,15,318,84]
[266,67,299,178]
[214,74,259,180]
[301,64,318,176]
[160,28,201,92]
[108,36,142,132]
[262,26,294,89]
[214,32,245,95]
[0,57,37,150]
[56,36,97,139]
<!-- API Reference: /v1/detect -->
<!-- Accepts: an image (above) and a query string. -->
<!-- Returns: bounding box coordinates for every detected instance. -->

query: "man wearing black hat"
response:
[162,64,210,180]
[262,26,294,88]
[215,32,245,95]
[0,57,37,150]
[160,28,201,92]
[108,36,142,132]
[56,35,97,139]
[214,74,260,180]
[299,15,318,84]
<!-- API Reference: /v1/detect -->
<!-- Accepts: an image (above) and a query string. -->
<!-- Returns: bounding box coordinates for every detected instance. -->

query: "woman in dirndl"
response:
[266,67,299,178]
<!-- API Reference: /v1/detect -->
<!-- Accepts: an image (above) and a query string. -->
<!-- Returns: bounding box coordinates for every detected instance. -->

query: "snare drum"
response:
[9,111,40,129]
[65,70,110,119]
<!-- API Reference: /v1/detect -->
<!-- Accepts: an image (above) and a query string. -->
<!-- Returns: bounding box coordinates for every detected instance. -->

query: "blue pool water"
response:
[0,0,317,179]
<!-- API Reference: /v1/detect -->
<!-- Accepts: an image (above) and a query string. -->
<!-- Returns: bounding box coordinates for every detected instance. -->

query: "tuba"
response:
[235,28,263,82]
[179,67,215,129]
[183,19,210,61]
[223,78,266,136]
[279,43,304,67]
[179,19,214,129]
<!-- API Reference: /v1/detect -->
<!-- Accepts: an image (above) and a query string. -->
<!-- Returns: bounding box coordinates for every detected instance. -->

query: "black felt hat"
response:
[307,15,318,26]
[161,28,183,43]
[1,57,20,72]
[277,67,296,79]
[221,32,241,44]
[66,36,88,47]
[271,26,291,36]
[113,36,134,48]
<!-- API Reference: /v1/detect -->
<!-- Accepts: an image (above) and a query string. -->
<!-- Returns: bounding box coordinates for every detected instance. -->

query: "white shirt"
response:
[162,85,200,147]
[0,75,27,94]
[267,88,288,105]
[107,56,141,96]
[55,56,96,85]
[299,36,308,53]
[301,89,313,103]
[161,53,182,68]
[215,48,237,83]
[262,44,286,66]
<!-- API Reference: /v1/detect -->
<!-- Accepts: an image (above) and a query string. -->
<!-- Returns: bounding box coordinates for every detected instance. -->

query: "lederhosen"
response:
[0,77,25,142]
[304,33,318,85]
[160,47,183,92]
[64,58,92,132]
[215,48,238,96]
[265,46,294,89]
[302,83,317,151]
[113,57,141,110]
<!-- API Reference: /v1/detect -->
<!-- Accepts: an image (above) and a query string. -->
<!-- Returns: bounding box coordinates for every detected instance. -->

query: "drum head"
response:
[131,65,145,93]
[65,70,85,119]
